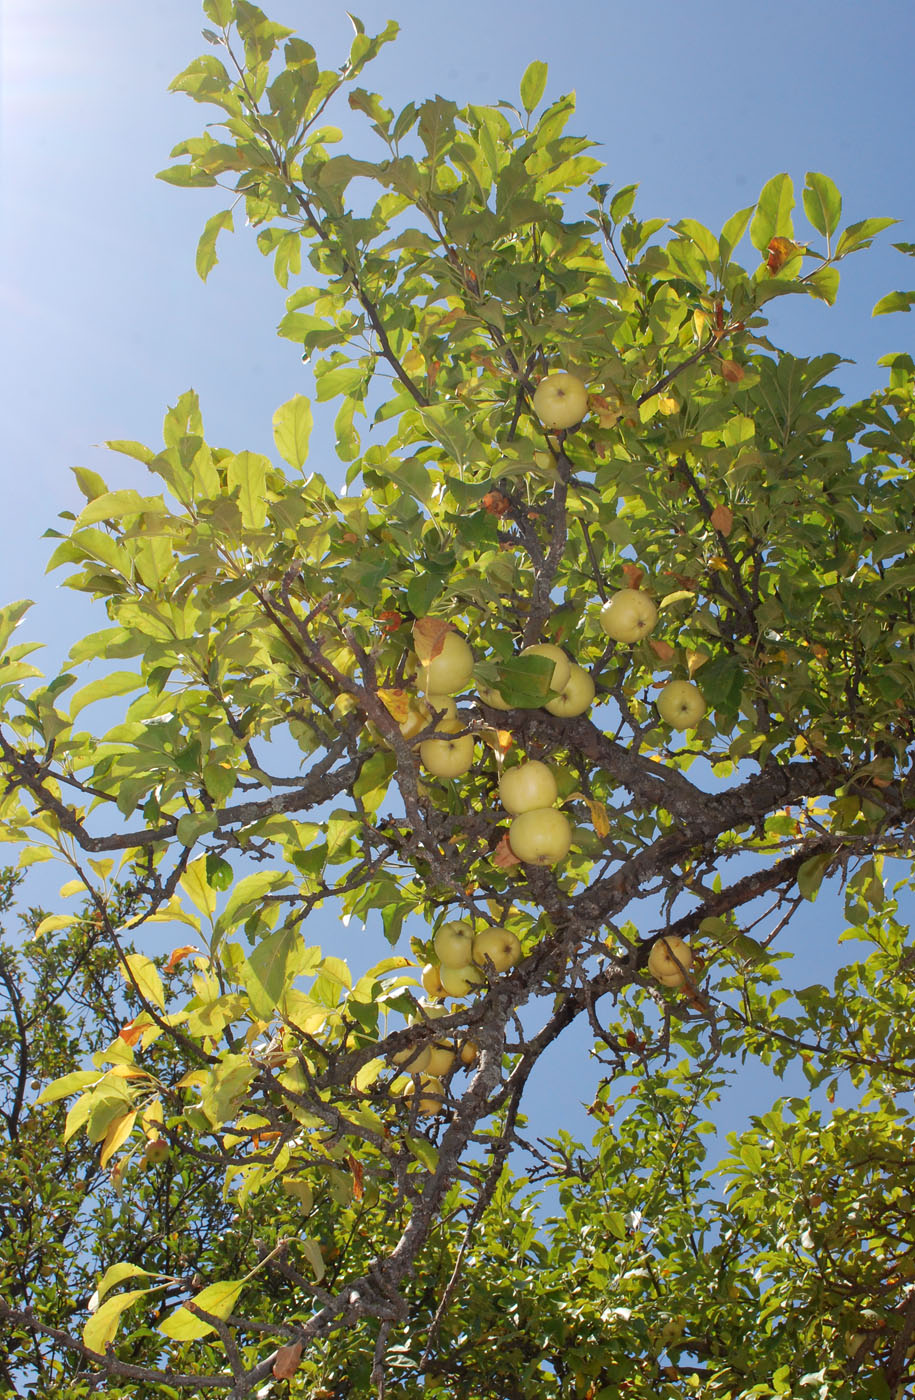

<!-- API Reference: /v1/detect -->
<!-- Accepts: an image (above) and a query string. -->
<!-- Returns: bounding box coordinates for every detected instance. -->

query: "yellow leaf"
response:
[121,953,165,1011]
[686,650,710,678]
[84,1288,155,1354]
[581,797,611,838]
[377,688,411,722]
[100,1110,137,1167]
[159,1280,246,1340]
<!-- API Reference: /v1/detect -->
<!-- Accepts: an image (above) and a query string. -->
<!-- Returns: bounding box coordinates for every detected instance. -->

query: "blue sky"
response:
[2,0,914,1151]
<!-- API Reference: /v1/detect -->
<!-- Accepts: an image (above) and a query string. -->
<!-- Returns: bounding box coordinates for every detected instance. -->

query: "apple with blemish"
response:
[419,632,474,696]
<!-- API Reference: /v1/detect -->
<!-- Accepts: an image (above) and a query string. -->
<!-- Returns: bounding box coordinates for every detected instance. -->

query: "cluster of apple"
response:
[598,588,707,730]
[390,999,479,1118]
[422,919,522,999]
[389,921,518,1117]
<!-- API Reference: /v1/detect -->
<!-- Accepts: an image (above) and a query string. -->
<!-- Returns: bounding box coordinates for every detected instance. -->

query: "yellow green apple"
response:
[544,663,595,717]
[532,372,589,430]
[656,679,707,729]
[472,926,522,973]
[599,589,658,643]
[509,807,572,866]
[499,760,559,815]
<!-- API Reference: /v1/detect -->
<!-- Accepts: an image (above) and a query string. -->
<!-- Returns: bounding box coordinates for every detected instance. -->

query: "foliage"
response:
[2,2,915,1395]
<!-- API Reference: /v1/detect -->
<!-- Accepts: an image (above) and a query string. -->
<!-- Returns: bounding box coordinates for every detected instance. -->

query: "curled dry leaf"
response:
[580,796,611,839]
[767,236,800,274]
[649,640,676,664]
[412,617,451,663]
[710,504,734,536]
[492,833,521,868]
[482,490,511,517]
[164,945,200,974]
[719,360,745,384]
[621,562,645,590]
[273,1342,304,1380]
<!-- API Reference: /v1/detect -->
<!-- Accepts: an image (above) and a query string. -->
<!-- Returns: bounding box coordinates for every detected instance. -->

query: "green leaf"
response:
[175,811,219,847]
[798,852,832,901]
[300,1238,325,1282]
[203,0,234,23]
[84,1288,156,1354]
[873,290,915,316]
[609,183,638,223]
[220,870,291,931]
[69,671,142,721]
[121,953,165,1011]
[520,60,548,113]
[604,1210,627,1240]
[835,216,898,258]
[180,856,217,919]
[0,599,34,655]
[805,265,840,305]
[226,451,268,528]
[242,924,301,1019]
[195,208,234,281]
[75,491,166,528]
[272,394,313,470]
[36,1069,101,1105]
[34,914,75,938]
[750,173,794,253]
[802,172,841,239]
[159,1280,246,1340]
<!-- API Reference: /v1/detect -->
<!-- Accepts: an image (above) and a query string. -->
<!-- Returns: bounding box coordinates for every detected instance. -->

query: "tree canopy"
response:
[2,3,915,1397]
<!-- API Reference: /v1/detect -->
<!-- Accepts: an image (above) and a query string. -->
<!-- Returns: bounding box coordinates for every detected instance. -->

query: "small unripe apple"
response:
[403,1075,446,1116]
[421,963,445,999]
[532,373,589,430]
[656,679,707,729]
[544,663,595,717]
[472,926,522,973]
[391,1041,433,1073]
[520,643,571,694]
[499,760,558,815]
[420,632,474,695]
[509,808,572,866]
[599,589,658,643]
[459,1039,479,1066]
[419,720,475,778]
[439,963,486,998]
[433,920,476,969]
[647,936,693,988]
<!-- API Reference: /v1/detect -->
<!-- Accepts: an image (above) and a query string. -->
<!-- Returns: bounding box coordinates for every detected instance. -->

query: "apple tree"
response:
[2,2,915,1395]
